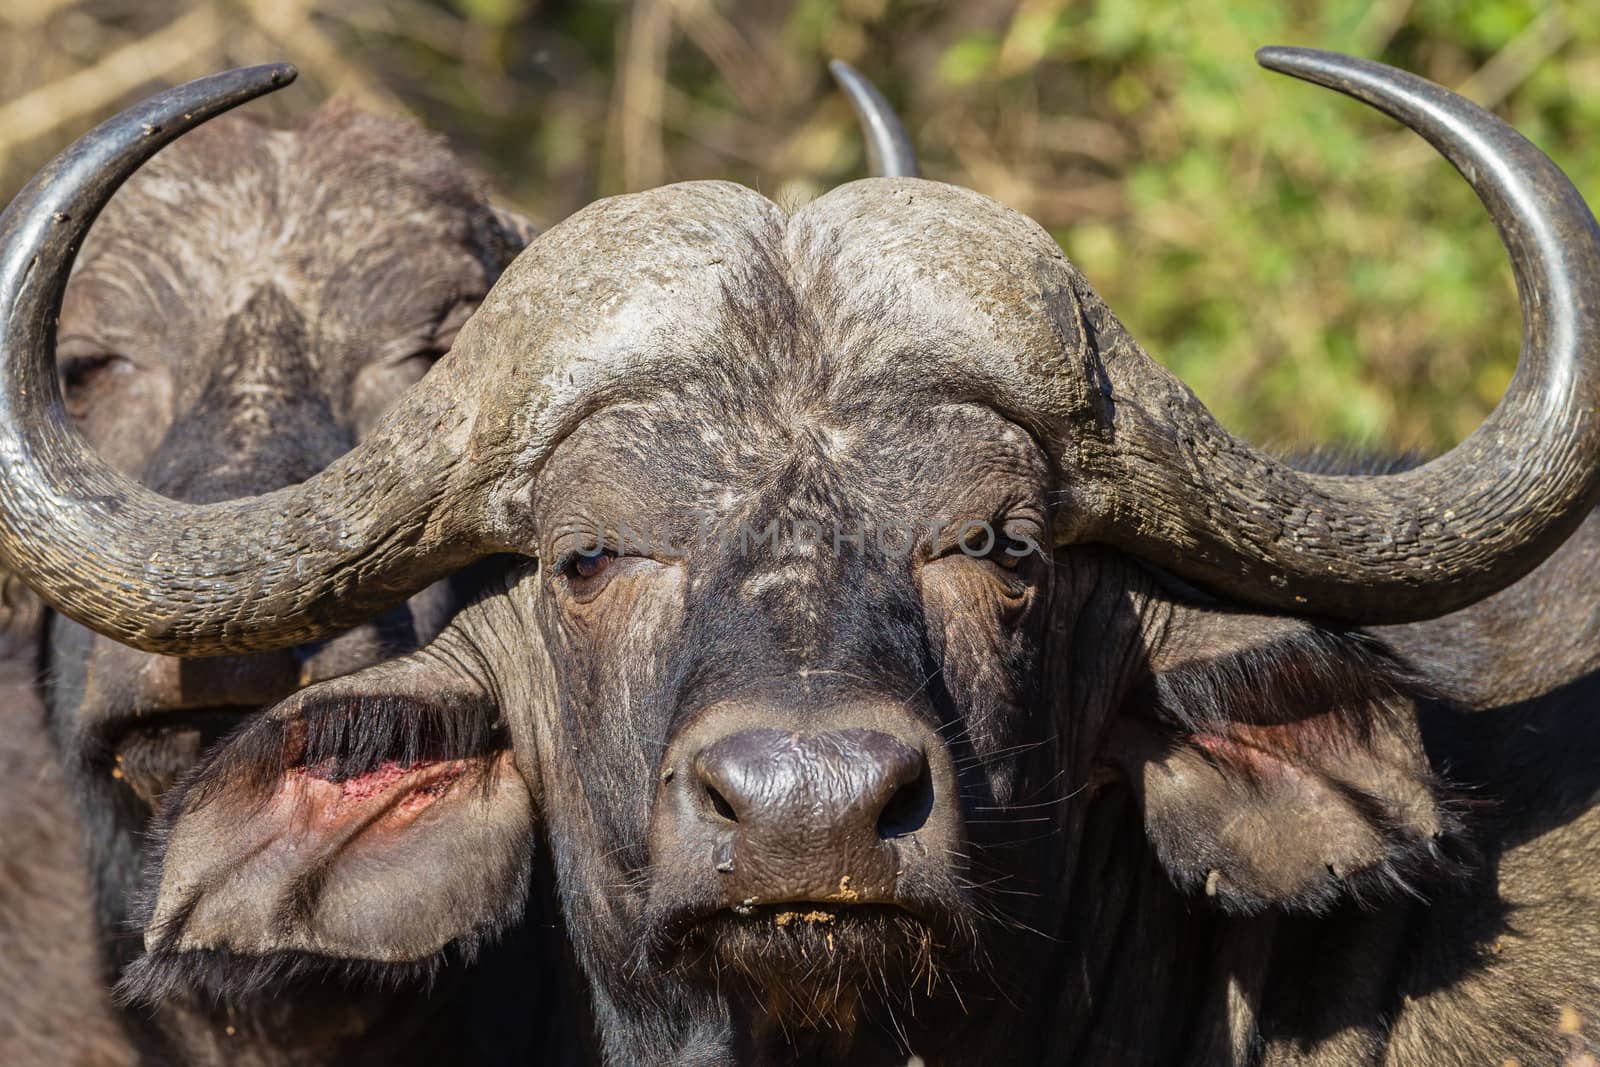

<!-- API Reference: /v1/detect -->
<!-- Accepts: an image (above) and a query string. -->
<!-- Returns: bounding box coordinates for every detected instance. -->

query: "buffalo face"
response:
[528,354,1058,1031]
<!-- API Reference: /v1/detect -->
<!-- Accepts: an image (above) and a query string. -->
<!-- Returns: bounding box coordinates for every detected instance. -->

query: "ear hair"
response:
[303,692,505,777]
[114,922,526,1008]
[1123,621,1471,914]
[179,692,508,816]
[1142,625,1430,754]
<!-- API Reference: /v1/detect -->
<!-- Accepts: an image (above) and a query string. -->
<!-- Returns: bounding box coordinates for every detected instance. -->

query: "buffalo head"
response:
[12,80,536,988]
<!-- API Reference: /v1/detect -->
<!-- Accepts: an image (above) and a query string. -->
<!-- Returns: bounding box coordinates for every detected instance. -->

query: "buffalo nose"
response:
[691,729,933,902]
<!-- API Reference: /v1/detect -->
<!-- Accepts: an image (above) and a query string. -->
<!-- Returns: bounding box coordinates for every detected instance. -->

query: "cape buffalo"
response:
[0,78,546,1064]
[3,49,1598,1066]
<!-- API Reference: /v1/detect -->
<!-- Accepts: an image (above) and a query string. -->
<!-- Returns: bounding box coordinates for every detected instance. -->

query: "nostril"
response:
[877,762,934,839]
[704,783,739,823]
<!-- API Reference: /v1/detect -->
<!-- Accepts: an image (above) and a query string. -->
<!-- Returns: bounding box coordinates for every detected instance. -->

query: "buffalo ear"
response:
[487,202,539,261]
[1113,604,1455,914]
[117,652,535,1005]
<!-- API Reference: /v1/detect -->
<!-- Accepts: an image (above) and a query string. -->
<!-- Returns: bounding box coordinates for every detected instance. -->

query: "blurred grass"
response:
[2,0,1597,453]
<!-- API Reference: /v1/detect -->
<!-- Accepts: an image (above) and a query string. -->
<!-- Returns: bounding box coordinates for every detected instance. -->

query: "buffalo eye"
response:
[408,343,449,365]
[424,299,480,360]
[991,544,1024,571]
[397,344,448,383]
[576,550,611,575]
[58,351,128,418]
[571,549,613,580]
[392,299,480,382]
[956,522,1037,571]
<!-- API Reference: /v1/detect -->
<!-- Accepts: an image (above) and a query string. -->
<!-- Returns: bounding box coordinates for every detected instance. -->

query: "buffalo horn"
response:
[830,59,920,178]
[1090,48,1600,622]
[0,67,505,654]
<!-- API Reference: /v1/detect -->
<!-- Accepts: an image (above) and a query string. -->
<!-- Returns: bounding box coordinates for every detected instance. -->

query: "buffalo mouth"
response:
[648,898,968,1025]
[696,901,938,969]
[653,900,972,1039]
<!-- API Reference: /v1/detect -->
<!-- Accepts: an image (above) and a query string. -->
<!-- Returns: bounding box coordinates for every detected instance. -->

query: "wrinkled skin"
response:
[135,181,1600,1064]
[0,102,561,1065]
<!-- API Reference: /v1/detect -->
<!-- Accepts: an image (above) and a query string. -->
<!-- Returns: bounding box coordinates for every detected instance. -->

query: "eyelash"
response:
[957,529,1036,570]
[989,541,1027,570]
[60,353,122,393]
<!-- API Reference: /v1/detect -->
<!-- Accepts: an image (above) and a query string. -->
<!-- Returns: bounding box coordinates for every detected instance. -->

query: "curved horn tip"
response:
[186,61,300,110]
[261,62,299,86]
[1253,46,1408,95]
[168,61,299,103]
[1254,45,1321,74]
[827,58,862,86]
[828,58,921,179]
[150,62,300,135]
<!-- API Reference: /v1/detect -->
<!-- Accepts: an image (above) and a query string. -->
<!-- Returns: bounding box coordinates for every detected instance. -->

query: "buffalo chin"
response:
[666,904,958,1037]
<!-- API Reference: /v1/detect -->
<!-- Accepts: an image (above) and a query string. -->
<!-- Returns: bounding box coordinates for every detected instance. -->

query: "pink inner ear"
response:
[272,757,494,833]
[1190,731,1301,781]
[146,746,532,963]
[1189,713,1354,780]
[1193,731,1279,774]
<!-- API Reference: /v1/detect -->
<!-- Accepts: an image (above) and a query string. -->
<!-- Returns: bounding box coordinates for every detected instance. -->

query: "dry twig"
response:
[614,0,673,191]
[0,4,224,160]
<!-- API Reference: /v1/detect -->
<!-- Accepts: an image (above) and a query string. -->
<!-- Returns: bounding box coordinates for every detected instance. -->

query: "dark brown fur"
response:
[0,605,132,1067]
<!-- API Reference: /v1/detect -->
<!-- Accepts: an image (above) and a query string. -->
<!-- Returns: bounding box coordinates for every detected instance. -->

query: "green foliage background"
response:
[2,0,1597,452]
